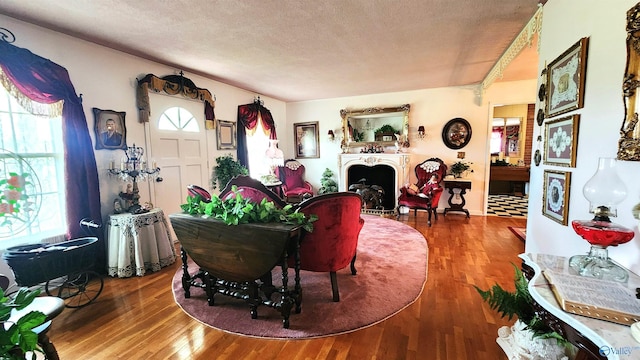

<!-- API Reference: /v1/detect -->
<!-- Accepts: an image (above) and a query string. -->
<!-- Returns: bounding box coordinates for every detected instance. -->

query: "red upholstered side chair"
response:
[292,192,364,302]
[397,158,448,226]
[277,159,313,203]
[219,175,287,207]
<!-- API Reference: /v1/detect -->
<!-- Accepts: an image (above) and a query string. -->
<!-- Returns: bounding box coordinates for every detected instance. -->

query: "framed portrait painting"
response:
[542,170,571,225]
[545,37,589,118]
[93,108,127,150]
[216,119,236,150]
[294,121,319,158]
[544,114,580,167]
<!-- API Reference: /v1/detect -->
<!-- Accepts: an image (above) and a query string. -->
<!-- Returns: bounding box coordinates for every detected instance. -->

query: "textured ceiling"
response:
[0,0,541,102]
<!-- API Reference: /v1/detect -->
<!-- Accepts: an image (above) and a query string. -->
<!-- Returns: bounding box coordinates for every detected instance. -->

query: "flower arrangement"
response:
[450,161,473,178]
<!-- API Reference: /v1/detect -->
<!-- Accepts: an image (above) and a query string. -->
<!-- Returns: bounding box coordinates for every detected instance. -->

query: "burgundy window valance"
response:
[236,101,278,168]
[136,73,215,126]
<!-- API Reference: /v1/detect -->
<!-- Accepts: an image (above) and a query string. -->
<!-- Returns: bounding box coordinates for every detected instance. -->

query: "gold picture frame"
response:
[543,115,580,167]
[545,37,589,118]
[294,121,320,158]
[542,170,571,225]
[216,120,236,150]
[93,108,127,150]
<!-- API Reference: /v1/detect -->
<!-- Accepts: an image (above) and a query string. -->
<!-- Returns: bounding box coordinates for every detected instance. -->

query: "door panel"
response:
[147,96,208,216]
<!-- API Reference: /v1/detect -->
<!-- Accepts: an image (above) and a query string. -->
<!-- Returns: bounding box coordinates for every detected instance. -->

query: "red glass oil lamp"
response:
[568,158,634,283]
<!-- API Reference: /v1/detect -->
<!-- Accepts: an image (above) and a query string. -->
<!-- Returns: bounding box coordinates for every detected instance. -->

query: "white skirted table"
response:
[107,208,176,277]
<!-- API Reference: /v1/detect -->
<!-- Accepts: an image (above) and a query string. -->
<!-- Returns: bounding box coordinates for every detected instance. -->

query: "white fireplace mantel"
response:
[338,153,410,209]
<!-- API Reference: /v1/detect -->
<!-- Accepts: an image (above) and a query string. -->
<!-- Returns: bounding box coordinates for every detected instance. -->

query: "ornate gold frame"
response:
[340,104,410,149]
[619,3,640,160]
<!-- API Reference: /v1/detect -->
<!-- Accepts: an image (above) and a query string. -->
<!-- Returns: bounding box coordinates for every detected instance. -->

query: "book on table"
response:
[543,269,640,326]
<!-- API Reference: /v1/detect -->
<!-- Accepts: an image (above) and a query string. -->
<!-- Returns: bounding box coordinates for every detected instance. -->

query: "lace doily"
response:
[419,161,440,173]
[285,161,302,170]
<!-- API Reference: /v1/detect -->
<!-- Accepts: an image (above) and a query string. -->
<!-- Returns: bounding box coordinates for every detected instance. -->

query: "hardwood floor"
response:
[48,213,525,359]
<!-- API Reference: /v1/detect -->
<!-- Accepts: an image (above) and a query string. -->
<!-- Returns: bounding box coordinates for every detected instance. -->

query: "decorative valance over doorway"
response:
[136,73,215,127]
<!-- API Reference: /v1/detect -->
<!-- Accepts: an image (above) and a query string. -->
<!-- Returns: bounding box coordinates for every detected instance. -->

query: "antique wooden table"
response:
[169,213,304,329]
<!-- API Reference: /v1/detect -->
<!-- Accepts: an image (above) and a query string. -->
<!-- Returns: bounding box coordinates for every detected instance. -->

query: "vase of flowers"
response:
[450,161,473,178]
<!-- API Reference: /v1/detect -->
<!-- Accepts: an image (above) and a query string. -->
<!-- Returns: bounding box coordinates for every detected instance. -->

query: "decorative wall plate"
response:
[442,118,472,150]
[534,149,542,166]
[537,109,545,126]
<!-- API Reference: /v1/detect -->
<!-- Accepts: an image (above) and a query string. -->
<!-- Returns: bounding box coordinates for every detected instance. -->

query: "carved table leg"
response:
[180,246,192,298]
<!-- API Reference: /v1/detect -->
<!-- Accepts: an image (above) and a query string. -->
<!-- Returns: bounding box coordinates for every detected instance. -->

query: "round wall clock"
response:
[442,118,472,149]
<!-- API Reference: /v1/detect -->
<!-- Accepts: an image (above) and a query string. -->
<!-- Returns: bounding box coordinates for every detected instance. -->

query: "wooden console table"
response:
[520,253,640,360]
[443,179,471,218]
[489,166,530,195]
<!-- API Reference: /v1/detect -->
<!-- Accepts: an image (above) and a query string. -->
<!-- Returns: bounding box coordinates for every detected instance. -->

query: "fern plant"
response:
[474,264,566,343]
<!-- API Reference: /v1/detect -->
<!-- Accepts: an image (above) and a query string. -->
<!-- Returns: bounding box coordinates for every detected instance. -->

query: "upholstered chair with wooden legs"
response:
[277,159,314,203]
[397,157,448,226]
[291,192,364,301]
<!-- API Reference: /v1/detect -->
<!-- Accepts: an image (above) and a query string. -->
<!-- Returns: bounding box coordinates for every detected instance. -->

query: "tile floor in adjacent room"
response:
[487,194,528,218]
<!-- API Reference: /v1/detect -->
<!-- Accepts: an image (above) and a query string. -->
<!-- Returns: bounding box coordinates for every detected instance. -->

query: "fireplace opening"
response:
[347,165,395,211]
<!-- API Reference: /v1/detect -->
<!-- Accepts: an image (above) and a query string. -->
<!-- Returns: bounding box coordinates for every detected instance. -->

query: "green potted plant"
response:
[211,155,249,190]
[0,287,47,359]
[474,265,569,359]
[450,161,473,178]
[318,168,338,195]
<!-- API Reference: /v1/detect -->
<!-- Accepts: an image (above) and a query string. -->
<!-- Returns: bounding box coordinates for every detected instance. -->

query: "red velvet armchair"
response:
[277,159,313,203]
[292,192,364,301]
[397,158,447,226]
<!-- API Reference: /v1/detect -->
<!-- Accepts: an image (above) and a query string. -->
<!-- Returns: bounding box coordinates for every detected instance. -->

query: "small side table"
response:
[107,208,176,278]
[443,179,471,218]
[262,180,283,198]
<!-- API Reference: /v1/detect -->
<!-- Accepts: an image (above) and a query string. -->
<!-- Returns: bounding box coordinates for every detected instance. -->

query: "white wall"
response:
[525,0,640,274]
[287,81,537,215]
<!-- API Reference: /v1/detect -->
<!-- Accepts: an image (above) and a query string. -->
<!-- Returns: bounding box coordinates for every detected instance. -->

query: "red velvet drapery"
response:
[0,41,103,265]
[236,102,277,168]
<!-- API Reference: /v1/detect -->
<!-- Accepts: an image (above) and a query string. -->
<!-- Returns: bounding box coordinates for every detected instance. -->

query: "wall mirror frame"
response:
[620,2,640,161]
[340,104,410,148]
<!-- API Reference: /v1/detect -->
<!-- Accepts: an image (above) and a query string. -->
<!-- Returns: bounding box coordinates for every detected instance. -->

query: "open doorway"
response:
[486,103,534,218]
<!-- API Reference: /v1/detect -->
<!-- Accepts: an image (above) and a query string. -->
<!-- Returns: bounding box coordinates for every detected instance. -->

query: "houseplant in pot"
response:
[450,161,473,178]
[474,265,570,360]
[211,154,249,190]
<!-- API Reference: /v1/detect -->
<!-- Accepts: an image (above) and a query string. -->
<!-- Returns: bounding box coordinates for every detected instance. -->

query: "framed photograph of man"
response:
[94,108,127,150]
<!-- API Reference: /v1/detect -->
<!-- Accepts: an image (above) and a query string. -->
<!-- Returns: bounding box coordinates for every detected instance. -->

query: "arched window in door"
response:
[158,107,199,132]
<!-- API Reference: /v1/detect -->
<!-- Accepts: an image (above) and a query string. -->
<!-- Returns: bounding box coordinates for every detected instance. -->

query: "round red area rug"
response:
[171,214,428,339]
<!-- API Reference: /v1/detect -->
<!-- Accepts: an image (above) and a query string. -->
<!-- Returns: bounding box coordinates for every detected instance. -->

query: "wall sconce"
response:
[328,129,336,142]
[417,125,425,140]
[569,158,634,283]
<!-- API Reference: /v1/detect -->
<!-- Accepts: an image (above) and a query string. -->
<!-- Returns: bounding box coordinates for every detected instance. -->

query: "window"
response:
[0,85,65,247]
[158,107,199,132]
[245,116,271,180]
[491,117,521,157]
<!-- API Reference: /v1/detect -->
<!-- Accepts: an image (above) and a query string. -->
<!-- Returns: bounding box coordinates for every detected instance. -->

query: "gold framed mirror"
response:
[619,3,640,161]
[339,104,410,148]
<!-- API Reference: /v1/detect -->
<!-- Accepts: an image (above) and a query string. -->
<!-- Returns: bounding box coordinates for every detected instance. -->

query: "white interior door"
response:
[148,95,208,216]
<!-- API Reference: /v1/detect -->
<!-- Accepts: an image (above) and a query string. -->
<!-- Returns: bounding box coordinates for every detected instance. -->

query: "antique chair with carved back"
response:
[218,175,288,207]
[292,192,364,301]
[397,158,448,226]
[276,159,314,203]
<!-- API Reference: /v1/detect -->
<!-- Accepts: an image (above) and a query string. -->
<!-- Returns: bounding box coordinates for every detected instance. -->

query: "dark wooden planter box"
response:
[169,213,304,328]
